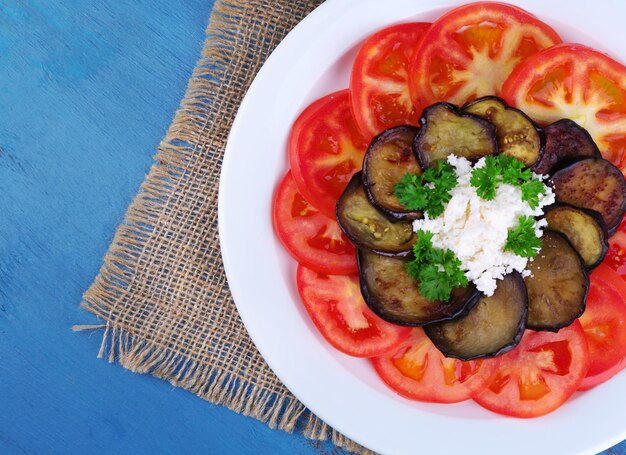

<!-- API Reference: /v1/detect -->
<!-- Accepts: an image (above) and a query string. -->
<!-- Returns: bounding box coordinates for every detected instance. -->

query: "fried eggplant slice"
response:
[464,96,542,167]
[336,172,415,256]
[357,249,480,326]
[545,204,608,270]
[362,126,422,221]
[425,272,528,360]
[532,119,601,174]
[524,231,588,332]
[414,102,497,169]
[550,158,626,234]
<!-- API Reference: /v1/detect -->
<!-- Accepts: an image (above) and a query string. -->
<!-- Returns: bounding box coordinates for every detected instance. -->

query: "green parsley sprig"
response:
[394,160,457,217]
[406,230,468,301]
[470,155,547,209]
[504,215,542,258]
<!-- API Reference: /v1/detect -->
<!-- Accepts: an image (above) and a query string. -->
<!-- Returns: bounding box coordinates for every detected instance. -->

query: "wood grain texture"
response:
[0,0,623,454]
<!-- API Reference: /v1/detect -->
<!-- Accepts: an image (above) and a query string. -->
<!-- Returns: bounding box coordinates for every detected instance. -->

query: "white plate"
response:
[218,1,626,453]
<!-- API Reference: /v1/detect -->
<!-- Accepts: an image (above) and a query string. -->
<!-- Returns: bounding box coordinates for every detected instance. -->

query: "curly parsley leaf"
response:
[521,178,546,209]
[470,155,547,207]
[412,229,433,261]
[470,156,499,200]
[499,155,532,184]
[394,173,428,210]
[394,161,457,217]
[504,215,542,258]
[417,264,452,302]
[424,161,457,191]
[406,230,468,301]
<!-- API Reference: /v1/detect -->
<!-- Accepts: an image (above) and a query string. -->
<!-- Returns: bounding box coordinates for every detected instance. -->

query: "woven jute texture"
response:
[80,0,372,453]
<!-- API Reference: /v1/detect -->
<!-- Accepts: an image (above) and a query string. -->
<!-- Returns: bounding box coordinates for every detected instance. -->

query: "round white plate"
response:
[218,1,626,453]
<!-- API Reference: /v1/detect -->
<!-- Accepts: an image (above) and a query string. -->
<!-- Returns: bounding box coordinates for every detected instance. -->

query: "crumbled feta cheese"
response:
[413,156,554,296]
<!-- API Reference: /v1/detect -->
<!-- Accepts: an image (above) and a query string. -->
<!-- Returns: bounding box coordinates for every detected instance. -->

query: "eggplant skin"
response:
[413,102,498,169]
[357,249,480,327]
[362,125,422,221]
[336,172,416,257]
[463,96,544,168]
[550,158,626,235]
[425,272,528,360]
[524,230,589,332]
[544,203,609,270]
[532,119,601,175]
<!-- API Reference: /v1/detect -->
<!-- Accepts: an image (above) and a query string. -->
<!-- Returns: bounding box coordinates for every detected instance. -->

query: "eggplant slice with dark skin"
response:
[463,96,543,167]
[357,249,480,326]
[413,102,498,169]
[362,126,422,221]
[336,172,415,256]
[524,230,588,332]
[425,272,528,360]
[550,158,626,234]
[545,204,609,270]
[532,119,601,174]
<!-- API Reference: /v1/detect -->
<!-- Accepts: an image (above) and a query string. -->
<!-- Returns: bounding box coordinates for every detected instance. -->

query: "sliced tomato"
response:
[604,216,626,278]
[473,322,590,418]
[578,264,626,390]
[350,22,431,140]
[409,2,561,106]
[273,172,357,275]
[502,44,626,174]
[289,90,369,218]
[371,328,499,403]
[297,265,410,357]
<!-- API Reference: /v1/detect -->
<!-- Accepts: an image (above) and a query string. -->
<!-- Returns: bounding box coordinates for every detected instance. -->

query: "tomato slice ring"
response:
[350,22,431,140]
[502,44,626,173]
[297,265,411,357]
[409,2,561,106]
[473,322,590,418]
[578,264,626,390]
[605,216,626,278]
[372,329,499,403]
[289,90,369,217]
[273,172,357,275]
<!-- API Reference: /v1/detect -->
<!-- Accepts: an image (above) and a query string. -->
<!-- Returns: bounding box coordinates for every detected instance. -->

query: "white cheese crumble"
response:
[412,155,555,296]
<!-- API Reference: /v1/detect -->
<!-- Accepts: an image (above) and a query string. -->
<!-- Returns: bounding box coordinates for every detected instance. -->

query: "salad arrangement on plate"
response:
[273,1,626,418]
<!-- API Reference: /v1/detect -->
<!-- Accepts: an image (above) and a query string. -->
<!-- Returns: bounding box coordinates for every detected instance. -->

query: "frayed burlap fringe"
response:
[75,322,372,454]
[80,1,373,454]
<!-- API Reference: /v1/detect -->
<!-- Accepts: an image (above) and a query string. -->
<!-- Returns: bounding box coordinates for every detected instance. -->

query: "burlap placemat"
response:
[79,1,372,453]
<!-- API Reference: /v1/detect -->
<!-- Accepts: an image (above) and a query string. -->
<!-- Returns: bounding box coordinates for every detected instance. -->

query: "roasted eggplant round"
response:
[413,102,498,169]
[357,249,480,326]
[545,204,609,270]
[464,96,543,167]
[550,158,626,234]
[524,230,589,332]
[532,119,601,174]
[425,272,528,360]
[336,172,415,256]
[362,126,422,221]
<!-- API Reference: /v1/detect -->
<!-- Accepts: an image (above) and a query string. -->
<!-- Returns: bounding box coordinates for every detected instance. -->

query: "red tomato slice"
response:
[289,90,369,218]
[350,22,431,140]
[473,322,590,418]
[502,44,626,174]
[372,328,499,403]
[297,265,411,357]
[273,172,357,275]
[578,264,626,390]
[409,2,561,106]
[604,216,626,278]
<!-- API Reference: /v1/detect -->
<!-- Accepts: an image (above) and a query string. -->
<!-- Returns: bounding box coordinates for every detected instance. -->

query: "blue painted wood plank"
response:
[0,1,623,454]
[0,1,332,453]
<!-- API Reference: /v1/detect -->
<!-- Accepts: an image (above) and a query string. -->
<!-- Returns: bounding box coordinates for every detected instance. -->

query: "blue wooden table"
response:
[0,1,623,454]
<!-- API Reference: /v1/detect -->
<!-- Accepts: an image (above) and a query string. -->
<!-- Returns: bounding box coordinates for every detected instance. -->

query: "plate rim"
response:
[218,1,626,453]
